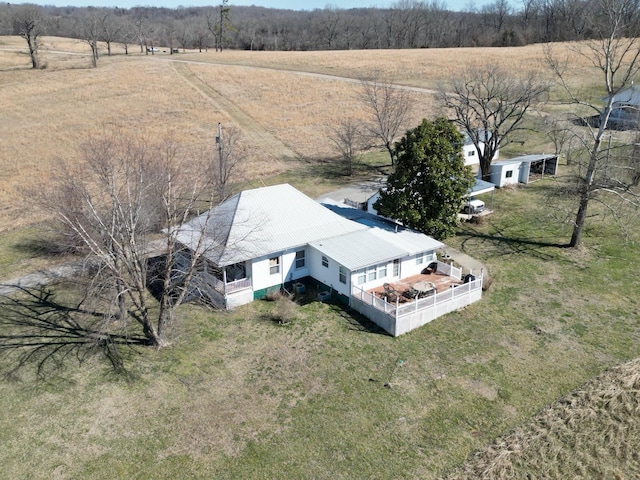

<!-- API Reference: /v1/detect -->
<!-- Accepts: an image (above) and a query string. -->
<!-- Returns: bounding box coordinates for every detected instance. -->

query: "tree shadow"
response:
[458,224,571,262]
[0,285,148,380]
[297,154,391,181]
[329,304,390,336]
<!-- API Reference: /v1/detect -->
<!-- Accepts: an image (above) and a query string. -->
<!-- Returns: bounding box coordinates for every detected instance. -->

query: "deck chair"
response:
[383,283,398,302]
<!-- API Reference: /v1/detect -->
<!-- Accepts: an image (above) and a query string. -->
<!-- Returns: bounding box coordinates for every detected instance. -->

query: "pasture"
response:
[1,35,639,478]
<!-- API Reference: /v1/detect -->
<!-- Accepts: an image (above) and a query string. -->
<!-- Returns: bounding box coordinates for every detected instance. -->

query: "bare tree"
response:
[546,0,640,247]
[439,65,550,181]
[80,13,101,67]
[211,123,247,202]
[34,132,220,349]
[207,0,231,52]
[99,11,122,56]
[359,74,414,166]
[330,119,364,176]
[12,5,45,69]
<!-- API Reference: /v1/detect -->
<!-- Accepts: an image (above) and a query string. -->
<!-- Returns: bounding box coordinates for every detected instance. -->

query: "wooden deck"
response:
[368,272,462,304]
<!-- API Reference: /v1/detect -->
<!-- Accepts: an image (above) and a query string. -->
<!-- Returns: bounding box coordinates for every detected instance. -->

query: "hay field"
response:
[449,357,640,478]
[0,36,603,234]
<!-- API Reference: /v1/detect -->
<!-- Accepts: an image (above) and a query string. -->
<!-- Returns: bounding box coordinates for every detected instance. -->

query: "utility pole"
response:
[216,122,223,187]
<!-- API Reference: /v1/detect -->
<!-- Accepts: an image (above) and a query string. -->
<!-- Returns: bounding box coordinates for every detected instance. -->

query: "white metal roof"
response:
[176,184,367,267]
[310,226,443,271]
[492,154,557,167]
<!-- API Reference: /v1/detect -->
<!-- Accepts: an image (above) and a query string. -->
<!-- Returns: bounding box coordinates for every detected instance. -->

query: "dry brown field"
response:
[0,36,601,234]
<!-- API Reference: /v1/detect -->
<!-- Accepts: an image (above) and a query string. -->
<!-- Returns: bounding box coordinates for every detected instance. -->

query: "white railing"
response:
[192,271,251,294]
[226,277,252,293]
[350,276,483,328]
[436,261,462,280]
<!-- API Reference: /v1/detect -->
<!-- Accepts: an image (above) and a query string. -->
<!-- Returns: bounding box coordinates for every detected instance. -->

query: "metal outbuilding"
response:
[489,154,559,188]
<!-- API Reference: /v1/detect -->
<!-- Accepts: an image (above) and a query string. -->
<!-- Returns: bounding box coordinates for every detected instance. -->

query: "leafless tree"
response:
[210,124,247,202]
[330,119,364,176]
[546,0,640,247]
[439,65,550,181]
[79,13,101,67]
[99,11,122,56]
[359,73,414,166]
[12,5,45,69]
[206,0,231,52]
[192,19,211,52]
[34,132,220,349]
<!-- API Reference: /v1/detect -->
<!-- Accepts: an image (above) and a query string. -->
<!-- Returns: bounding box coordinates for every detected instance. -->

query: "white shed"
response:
[489,159,522,187]
[489,154,559,188]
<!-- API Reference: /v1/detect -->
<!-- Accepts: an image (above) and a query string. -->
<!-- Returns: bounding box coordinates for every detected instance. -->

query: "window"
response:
[393,259,400,277]
[322,255,329,268]
[339,266,347,284]
[269,256,280,275]
[357,269,366,285]
[295,250,305,269]
[378,264,387,278]
[416,253,424,265]
[367,266,377,282]
[468,150,475,156]
[506,170,513,178]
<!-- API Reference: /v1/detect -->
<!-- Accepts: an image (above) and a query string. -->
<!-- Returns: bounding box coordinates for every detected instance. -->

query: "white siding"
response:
[490,163,520,188]
[251,248,309,292]
[309,247,350,297]
[250,256,282,292]
[463,143,480,169]
[400,251,437,278]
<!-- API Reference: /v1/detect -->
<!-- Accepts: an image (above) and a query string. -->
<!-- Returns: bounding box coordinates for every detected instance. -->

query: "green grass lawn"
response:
[1,176,639,479]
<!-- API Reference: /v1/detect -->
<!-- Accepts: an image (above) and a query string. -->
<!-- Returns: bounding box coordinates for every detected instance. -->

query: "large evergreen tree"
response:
[374,118,475,240]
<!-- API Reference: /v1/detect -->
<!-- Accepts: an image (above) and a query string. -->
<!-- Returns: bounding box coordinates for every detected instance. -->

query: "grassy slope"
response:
[1,178,639,479]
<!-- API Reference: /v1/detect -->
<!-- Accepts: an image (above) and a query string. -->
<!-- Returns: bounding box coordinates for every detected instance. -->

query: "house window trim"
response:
[367,266,377,282]
[269,256,280,275]
[339,266,347,284]
[322,255,329,268]
[295,250,306,269]
[506,170,514,178]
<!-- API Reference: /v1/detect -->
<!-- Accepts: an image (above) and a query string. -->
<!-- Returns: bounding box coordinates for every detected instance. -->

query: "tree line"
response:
[3,0,640,58]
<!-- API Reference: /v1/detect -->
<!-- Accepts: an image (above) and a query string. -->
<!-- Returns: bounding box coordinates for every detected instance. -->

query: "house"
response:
[489,154,559,188]
[602,85,640,129]
[462,132,500,172]
[176,184,483,336]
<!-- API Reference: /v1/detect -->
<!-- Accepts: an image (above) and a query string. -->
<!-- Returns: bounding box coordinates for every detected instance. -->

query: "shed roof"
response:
[492,154,557,167]
[469,178,495,197]
[176,184,367,267]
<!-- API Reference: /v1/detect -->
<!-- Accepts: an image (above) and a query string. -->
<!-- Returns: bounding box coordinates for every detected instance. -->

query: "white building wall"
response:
[399,251,437,278]
[250,256,282,291]
[490,163,520,188]
[251,247,309,292]
[463,143,480,169]
[367,191,381,215]
[308,247,350,297]
[350,259,394,291]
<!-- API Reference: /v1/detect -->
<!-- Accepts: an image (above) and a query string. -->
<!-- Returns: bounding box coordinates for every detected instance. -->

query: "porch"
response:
[190,269,253,309]
[350,261,482,336]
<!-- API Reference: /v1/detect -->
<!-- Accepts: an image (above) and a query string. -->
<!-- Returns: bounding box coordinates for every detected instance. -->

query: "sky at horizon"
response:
[17,0,483,13]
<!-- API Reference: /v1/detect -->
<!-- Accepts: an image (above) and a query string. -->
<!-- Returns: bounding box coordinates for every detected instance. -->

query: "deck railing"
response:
[436,260,462,280]
[350,276,483,336]
[225,277,252,293]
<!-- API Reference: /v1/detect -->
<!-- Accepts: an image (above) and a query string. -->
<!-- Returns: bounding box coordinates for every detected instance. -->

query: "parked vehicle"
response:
[461,199,485,214]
